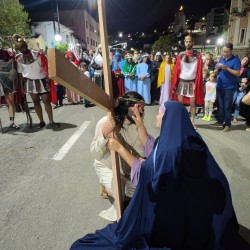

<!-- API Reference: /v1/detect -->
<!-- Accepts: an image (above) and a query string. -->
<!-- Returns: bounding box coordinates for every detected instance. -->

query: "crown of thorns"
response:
[117,97,143,103]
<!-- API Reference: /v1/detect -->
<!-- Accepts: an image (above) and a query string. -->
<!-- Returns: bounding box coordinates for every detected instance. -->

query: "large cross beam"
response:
[48,0,123,220]
[48,48,111,111]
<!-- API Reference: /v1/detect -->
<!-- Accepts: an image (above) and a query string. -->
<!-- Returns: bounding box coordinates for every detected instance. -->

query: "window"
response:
[229,22,235,40]
[87,37,89,44]
[239,28,246,44]
[91,38,92,45]
[66,35,70,44]
[86,21,88,29]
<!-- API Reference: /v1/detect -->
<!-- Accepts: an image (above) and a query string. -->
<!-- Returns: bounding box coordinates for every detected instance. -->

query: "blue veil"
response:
[70,101,238,250]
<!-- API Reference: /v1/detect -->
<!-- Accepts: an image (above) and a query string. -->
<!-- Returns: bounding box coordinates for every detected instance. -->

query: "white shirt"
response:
[205,81,217,102]
[180,60,197,80]
[17,53,47,79]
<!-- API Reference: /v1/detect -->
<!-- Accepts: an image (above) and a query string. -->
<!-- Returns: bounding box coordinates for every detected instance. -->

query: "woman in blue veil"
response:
[70,101,239,250]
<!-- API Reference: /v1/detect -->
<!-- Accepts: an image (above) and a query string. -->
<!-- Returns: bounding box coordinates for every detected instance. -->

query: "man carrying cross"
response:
[90,91,146,221]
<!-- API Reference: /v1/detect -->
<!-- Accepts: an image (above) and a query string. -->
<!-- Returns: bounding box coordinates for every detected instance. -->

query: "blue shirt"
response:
[217,55,241,90]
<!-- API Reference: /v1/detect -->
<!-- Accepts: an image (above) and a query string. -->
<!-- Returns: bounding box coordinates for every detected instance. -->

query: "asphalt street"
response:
[0,101,249,250]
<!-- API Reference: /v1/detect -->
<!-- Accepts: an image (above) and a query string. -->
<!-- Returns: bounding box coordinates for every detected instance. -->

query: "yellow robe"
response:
[157,62,174,88]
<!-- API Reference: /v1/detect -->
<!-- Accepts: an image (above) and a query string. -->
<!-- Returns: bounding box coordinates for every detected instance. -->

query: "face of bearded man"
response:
[126,103,145,124]
[184,39,194,51]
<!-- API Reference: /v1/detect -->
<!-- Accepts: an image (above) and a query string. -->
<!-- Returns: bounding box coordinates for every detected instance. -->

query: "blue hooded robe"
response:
[70,101,239,250]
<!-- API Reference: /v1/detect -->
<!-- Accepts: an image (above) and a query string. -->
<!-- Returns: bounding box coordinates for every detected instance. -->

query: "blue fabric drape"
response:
[70,101,238,250]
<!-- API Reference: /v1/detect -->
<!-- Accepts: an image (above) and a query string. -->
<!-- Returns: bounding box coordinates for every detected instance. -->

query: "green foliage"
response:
[152,35,179,53]
[231,0,250,17]
[55,43,68,54]
[0,0,31,46]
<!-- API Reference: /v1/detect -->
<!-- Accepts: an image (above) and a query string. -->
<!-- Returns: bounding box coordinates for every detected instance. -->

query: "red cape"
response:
[39,51,57,104]
[170,53,204,106]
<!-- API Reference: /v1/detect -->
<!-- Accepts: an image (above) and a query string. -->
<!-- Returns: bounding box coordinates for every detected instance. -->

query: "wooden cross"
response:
[48,0,123,219]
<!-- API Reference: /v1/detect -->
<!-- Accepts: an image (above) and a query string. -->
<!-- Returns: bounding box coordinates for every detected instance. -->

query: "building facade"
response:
[206,6,229,35]
[59,9,100,50]
[30,21,75,51]
[23,5,99,51]
[228,0,250,58]
[168,6,186,34]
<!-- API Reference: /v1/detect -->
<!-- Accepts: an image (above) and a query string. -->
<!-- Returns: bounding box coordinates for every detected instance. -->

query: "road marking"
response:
[52,121,91,161]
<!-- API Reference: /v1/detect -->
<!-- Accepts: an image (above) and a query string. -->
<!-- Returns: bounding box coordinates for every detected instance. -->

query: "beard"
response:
[186,44,193,50]
[126,112,144,125]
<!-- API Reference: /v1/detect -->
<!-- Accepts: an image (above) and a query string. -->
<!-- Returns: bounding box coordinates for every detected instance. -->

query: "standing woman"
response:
[232,55,250,123]
[136,53,151,105]
[65,51,81,105]
[122,53,137,92]
[112,52,125,99]
[151,51,163,104]
[157,54,174,108]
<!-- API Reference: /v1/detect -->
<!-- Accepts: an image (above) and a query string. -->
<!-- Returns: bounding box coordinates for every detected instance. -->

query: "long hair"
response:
[114,91,144,127]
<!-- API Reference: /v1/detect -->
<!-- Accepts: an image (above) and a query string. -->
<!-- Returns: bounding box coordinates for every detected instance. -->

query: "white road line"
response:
[52,121,91,161]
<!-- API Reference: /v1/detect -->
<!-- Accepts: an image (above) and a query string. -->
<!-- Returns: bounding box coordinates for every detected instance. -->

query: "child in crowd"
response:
[202,72,217,121]
[80,62,90,78]
[194,68,209,119]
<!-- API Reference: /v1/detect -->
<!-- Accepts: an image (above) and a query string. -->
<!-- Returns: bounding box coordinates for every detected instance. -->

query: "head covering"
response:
[141,53,149,59]
[76,43,81,47]
[156,51,161,56]
[114,52,121,57]
[125,53,133,59]
[12,34,27,51]
[65,51,79,66]
[70,101,239,250]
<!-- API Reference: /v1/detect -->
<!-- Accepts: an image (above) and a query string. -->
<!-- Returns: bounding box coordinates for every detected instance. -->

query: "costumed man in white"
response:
[90,91,145,221]
[14,35,60,129]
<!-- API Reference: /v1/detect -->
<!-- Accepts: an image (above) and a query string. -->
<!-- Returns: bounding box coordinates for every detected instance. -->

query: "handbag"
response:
[91,62,101,70]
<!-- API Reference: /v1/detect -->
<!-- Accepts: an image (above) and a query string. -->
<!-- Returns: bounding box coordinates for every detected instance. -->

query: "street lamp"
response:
[52,0,61,43]
[204,39,210,53]
[119,32,123,38]
[55,34,62,42]
[216,37,224,56]
[217,37,224,45]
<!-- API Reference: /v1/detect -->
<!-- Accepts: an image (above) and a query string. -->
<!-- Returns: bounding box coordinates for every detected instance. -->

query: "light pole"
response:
[216,37,224,56]
[205,39,210,53]
[52,0,61,43]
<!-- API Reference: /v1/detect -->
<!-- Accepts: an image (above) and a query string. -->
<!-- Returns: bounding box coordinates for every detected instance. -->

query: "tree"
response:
[0,0,31,46]
[152,35,179,53]
[55,43,68,54]
[231,0,250,17]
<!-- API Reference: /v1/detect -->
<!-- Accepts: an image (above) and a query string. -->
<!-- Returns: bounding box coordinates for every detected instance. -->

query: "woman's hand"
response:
[102,116,116,139]
[108,138,123,152]
[132,104,144,128]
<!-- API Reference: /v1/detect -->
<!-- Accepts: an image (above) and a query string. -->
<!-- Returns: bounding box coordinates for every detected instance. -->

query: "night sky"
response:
[20,0,231,34]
